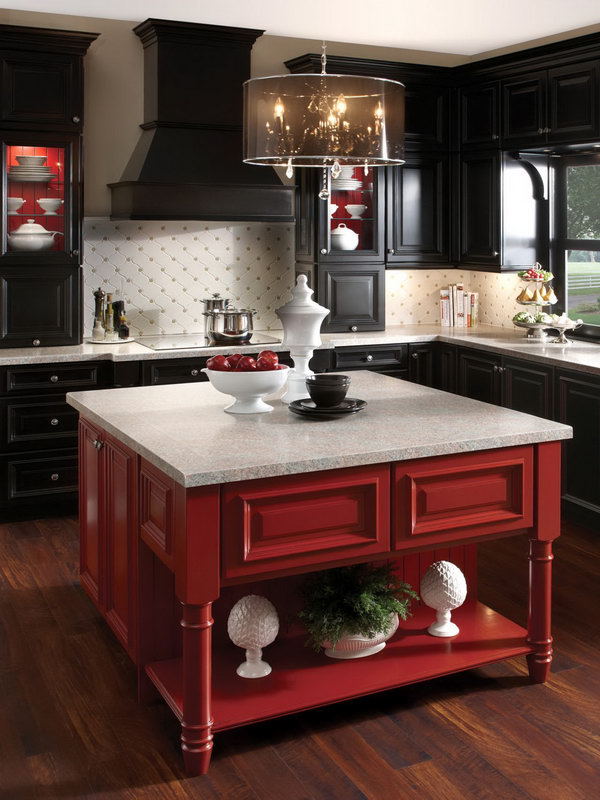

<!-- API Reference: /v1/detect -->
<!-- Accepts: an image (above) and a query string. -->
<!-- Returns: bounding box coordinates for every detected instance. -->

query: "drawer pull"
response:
[366,354,374,362]
[350,325,358,332]
[50,418,59,426]
[50,473,59,481]
[50,375,59,383]
[33,339,41,347]
[190,369,199,377]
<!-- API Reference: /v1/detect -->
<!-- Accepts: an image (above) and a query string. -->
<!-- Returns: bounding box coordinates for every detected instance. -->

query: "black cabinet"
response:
[408,343,436,386]
[404,83,449,149]
[318,264,385,333]
[502,62,599,147]
[460,151,500,268]
[0,265,80,347]
[458,348,502,404]
[460,82,500,147]
[332,344,407,380]
[436,344,457,393]
[386,153,449,266]
[557,370,600,520]
[501,358,553,419]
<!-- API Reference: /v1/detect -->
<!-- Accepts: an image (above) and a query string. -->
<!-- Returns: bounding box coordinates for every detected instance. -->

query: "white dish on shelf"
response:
[7,197,25,215]
[345,204,366,219]
[37,198,63,215]
[15,155,47,167]
[8,172,57,182]
[86,337,135,345]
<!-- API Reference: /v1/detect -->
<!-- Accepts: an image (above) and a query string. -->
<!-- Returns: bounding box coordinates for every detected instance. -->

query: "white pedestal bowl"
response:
[201,366,289,414]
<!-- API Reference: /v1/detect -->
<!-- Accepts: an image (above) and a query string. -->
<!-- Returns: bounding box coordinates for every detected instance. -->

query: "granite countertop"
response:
[2,324,600,378]
[67,370,572,488]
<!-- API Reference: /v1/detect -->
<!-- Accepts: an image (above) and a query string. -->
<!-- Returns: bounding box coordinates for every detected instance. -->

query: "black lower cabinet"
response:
[557,370,600,521]
[331,345,407,375]
[457,348,501,404]
[0,266,81,347]
[318,264,385,333]
[408,343,436,386]
[0,448,78,511]
[501,358,553,419]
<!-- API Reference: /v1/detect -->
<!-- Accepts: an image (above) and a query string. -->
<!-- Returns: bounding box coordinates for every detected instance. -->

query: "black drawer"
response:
[143,358,209,386]
[0,396,78,451]
[333,345,408,371]
[1,362,106,395]
[0,450,78,507]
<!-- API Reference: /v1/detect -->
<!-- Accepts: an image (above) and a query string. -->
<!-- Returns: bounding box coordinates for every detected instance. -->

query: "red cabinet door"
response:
[104,434,138,659]
[222,464,391,581]
[393,446,534,550]
[79,418,103,608]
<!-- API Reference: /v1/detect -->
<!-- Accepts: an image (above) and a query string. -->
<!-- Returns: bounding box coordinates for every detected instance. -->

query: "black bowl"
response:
[306,374,351,407]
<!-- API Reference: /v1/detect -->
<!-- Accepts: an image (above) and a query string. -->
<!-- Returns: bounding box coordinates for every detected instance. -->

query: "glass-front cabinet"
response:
[319,167,385,262]
[1,132,80,265]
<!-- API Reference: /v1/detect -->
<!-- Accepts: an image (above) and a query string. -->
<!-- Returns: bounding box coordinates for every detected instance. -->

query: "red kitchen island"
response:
[67,371,572,776]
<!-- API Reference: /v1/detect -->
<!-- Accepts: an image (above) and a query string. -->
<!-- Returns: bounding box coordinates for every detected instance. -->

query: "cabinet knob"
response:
[93,439,103,450]
[366,354,374,362]
[72,249,80,257]
[412,352,419,359]
[350,325,358,332]
[388,248,395,254]
[72,115,80,124]
[320,248,327,255]
[190,369,199,377]
[32,339,41,347]
[50,375,59,383]
[50,473,59,481]
[50,418,59,426]
[491,134,499,140]
[492,251,499,256]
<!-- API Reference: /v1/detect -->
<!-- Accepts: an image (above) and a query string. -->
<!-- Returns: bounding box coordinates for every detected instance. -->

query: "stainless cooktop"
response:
[137,333,281,351]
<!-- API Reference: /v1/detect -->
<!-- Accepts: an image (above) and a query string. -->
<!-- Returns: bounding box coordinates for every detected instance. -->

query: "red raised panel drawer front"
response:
[393,446,534,549]
[222,464,391,580]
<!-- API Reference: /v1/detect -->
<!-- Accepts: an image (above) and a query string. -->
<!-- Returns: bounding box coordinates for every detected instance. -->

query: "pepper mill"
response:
[92,287,106,341]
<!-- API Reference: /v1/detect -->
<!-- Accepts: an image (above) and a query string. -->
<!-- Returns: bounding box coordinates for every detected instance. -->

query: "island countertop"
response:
[67,371,572,488]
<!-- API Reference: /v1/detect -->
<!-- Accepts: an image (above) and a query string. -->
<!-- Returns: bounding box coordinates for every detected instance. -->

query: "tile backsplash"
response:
[83,219,524,337]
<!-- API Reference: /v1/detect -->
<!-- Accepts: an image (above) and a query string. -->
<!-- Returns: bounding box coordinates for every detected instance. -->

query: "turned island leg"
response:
[526,539,554,683]
[181,601,214,775]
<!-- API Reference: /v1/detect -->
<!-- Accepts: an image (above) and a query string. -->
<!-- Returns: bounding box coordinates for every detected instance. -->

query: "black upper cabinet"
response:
[318,264,385,333]
[502,61,600,147]
[460,82,500,147]
[460,151,500,267]
[547,61,600,143]
[386,153,449,266]
[404,84,449,150]
[0,265,80,347]
[0,25,97,130]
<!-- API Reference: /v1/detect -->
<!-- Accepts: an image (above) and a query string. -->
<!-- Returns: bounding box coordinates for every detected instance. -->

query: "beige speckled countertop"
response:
[67,370,571,488]
[2,325,600,378]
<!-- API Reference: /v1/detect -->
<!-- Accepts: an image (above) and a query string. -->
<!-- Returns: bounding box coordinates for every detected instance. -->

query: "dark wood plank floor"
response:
[1,516,598,799]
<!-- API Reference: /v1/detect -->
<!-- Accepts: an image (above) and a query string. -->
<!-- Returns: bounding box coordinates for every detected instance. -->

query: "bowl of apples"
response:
[202,350,289,414]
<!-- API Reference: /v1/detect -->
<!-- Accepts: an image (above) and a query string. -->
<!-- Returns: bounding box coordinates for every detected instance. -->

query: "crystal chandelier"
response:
[243,45,405,198]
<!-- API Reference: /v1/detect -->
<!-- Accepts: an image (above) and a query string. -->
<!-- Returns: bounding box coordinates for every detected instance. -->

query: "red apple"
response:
[236,355,257,371]
[206,355,231,371]
[257,349,279,365]
[256,356,277,371]
[274,364,287,370]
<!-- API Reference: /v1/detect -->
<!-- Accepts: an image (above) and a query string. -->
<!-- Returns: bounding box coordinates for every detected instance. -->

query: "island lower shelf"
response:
[146,601,532,733]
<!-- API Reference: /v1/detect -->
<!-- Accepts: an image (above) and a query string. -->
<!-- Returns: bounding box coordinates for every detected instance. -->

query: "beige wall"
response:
[1,7,599,216]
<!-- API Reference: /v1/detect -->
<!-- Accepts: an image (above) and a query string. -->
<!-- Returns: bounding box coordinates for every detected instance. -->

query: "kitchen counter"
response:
[3,324,600,378]
[67,370,571,487]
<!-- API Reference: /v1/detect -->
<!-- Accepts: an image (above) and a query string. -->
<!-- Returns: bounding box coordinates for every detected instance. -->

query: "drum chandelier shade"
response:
[243,72,405,174]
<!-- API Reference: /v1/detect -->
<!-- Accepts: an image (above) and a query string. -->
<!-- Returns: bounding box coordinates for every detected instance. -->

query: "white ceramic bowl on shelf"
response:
[7,197,25,215]
[15,155,47,167]
[201,365,289,414]
[345,204,366,218]
[37,198,64,215]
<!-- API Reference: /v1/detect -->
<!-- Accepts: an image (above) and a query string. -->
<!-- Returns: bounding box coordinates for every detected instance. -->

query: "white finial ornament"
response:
[227,595,279,678]
[276,275,329,404]
[420,561,467,637]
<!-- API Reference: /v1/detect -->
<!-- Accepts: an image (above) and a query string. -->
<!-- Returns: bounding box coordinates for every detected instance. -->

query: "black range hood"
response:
[109,19,294,222]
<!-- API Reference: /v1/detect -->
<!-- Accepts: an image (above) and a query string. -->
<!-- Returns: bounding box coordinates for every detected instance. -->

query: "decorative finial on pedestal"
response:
[276,275,330,404]
[420,561,467,637]
[227,595,279,678]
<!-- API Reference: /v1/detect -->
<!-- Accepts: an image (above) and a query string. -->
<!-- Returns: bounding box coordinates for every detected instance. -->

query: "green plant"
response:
[298,563,418,652]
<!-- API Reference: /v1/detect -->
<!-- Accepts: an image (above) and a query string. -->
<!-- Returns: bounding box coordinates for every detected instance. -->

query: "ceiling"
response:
[4,0,600,55]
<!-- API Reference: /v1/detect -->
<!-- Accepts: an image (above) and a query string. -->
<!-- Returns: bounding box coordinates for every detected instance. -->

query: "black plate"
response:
[289,398,367,419]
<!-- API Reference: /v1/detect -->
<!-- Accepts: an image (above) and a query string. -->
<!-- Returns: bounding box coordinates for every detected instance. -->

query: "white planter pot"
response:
[322,613,399,659]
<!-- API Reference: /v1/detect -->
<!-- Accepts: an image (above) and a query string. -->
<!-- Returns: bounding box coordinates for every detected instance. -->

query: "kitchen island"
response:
[67,371,572,776]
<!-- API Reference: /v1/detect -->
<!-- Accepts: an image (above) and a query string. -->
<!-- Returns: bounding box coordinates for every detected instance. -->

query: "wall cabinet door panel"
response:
[460,82,500,147]
[404,84,448,148]
[502,73,546,146]
[460,151,500,267]
[386,154,449,266]
[547,61,600,143]
[319,264,385,332]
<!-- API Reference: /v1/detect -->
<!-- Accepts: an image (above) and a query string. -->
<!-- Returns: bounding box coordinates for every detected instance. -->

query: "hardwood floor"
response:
[0,515,598,799]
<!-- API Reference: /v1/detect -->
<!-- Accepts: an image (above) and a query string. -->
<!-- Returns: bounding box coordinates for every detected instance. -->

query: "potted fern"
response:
[299,563,418,659]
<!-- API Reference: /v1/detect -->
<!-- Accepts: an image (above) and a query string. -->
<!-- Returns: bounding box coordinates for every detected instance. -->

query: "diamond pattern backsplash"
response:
[82,219,295,337]
[83,219,523,338]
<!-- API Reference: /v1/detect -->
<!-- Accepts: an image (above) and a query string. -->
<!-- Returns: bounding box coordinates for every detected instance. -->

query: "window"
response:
[555,155,600,335]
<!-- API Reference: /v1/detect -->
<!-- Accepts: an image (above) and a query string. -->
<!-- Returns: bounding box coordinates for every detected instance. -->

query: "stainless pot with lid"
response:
[204,308,255,344]
[201,292,231,313]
